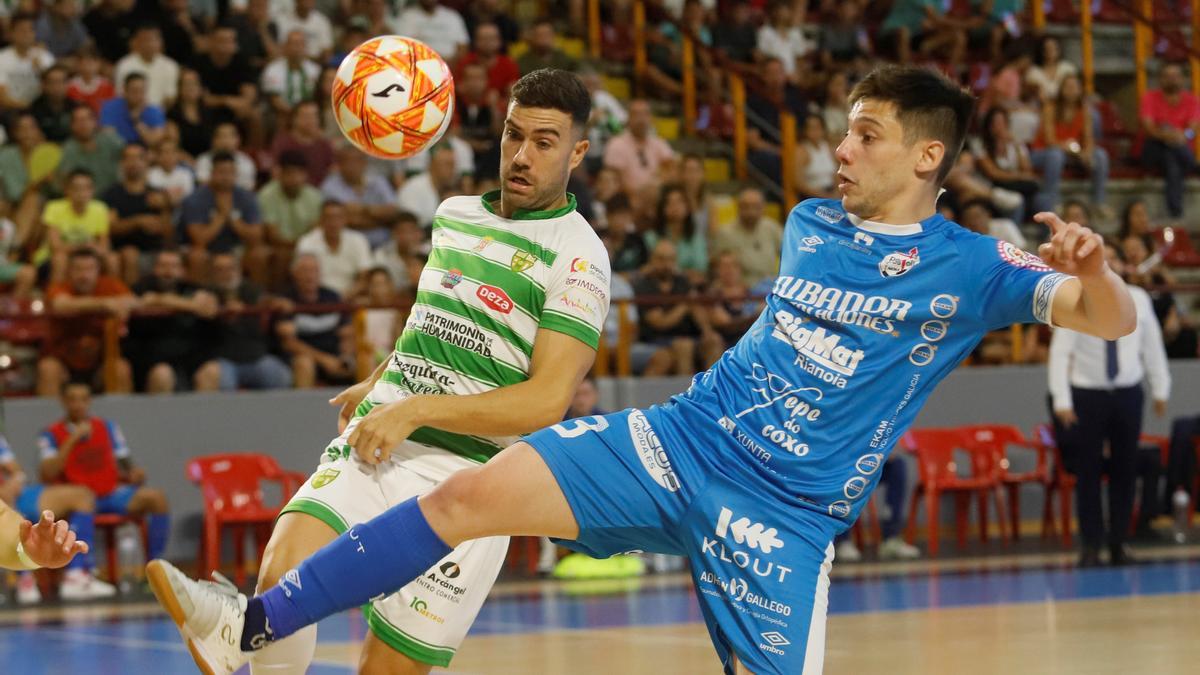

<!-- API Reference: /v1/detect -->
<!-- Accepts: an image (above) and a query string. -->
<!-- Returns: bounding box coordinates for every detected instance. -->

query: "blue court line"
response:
[3,558,1199,672]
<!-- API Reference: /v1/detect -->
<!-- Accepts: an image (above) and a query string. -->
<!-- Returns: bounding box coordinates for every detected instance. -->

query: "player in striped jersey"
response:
[150,68,610,675]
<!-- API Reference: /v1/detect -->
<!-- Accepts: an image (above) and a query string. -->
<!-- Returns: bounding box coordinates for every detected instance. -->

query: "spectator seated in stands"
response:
[397,143,462,229]
[29,65,73,143]
[0,13,55,111]
[1026,35,1078,102]
[36,0,89,60]
[259,149,323,287]
[603,99,677,211]
[943,151,1023,221]
[456,63,502,181]
[372,210,425,294]
[146,138,195,207]
[818,1,872,74]
[1140,62,1200,220]
[0,199,36,299]
[795,114,838,200]
[277,253,353,388]
[1035,74,1109,216]
[706,251,762,350]
[269,101,334,187]
[712,185,782,287]
[113,24,179,110]
[193,25,258,126]
[644,183,707,284]
[38,382,171,567]
[0,433,115,603]
[57,105,124,196]
[579,67,627,177]
[229,0,278,73]
[127,249,218,393]
[973,106,1057,223]
[194,251,293,392]
[195,122,257,192]
[99,73,166,146]
[38,169,110,282]
[321,143,398,244]
[104,142,172,285]
[166,68,218,161]
[358,266,404,367]
[515,18,577,75]
[744,57,806,190]
[1062,199,1092,229]
[463,0,520,51]
[296,200,371,298]
[959,197,1026,249]
[599,193,647,275]
[262,30,321,122]
[460,22,520,106]
[393,0,470,67]
[37,248,135,396]
[632,239,722,376]
[81,0,135,65]
[65,46,114,115]
[275,0,334,63]
[646,0,717,100]
[1117,198,1155,252]
[878,0,965,66]
[756,0,812,87]
[0,114,59,244]
[679,154,715,235]
[179,150,269,285]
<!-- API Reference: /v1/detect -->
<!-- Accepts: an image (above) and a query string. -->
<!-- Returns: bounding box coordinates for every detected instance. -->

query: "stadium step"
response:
[602,75,631,101]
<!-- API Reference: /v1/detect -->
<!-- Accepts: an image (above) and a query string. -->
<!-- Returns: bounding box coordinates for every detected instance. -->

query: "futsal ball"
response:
[331,36,455,160]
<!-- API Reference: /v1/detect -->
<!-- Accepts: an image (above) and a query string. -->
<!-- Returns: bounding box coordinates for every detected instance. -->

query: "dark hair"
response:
[365,265,393,282]
[1062,198,1091,221]
[655,183,695,239]
[133,23,161,37]
[1053,74,1084,125]
[9,12,35,29]
[1034,35,1058,68]
[61,380,92,396]
[510,69,592,131]
[979,106,1010,159]
[278,149,308,169]
[320,199,345,212]
[391,210,419,227]
[122,141,148,156]
[123,72,147,89]
[605,192,632,214]
[1103,235,1127,262]
[66,168,94,184]
[211,150,236,165]
[848,65,975,184]
[1118,199,1146,240]
[43,64,69,81]
[68,247,103,265]
[959,197,994,216]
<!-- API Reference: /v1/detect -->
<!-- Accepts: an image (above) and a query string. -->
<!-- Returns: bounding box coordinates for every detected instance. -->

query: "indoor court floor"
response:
[2,544,1199,674]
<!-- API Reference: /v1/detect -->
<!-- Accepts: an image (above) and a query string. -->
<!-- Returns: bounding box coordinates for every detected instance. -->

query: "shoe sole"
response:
[146,560,218,675]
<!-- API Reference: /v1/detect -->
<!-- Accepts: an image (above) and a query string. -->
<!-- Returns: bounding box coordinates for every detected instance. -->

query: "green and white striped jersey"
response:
[335,190,611,464]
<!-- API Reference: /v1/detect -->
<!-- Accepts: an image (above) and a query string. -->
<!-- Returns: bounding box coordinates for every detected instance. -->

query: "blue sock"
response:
[146,514,170,560]
[68,512,95,571]
[242,497,450,650]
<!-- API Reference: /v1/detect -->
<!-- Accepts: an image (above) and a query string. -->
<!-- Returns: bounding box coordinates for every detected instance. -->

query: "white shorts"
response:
[282,432,509,667]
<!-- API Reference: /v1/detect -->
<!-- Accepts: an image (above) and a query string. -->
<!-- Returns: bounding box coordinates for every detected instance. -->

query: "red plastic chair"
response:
[850,498,882,553]
[187,453,305,588]
[901,428,1006,557]
[1031,423,1077,548]
[96,513,147,583]
[961,424,1051,542]
[1153,227,1200,267]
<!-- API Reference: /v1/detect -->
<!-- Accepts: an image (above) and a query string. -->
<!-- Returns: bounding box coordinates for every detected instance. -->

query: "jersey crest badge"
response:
[879,247,920,277]
[310,468,340,489]
[510,251,536,273]
[441,268,463,288]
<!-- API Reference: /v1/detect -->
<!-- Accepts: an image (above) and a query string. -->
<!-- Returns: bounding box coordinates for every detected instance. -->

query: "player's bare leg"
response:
[249,512,337,674]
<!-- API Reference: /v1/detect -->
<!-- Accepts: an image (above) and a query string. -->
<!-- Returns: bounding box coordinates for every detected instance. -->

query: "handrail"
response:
[633,0,647,94]
[780,111,797,215]
[587,0,601,60]
[731,72,747,180]
[1081,0,1095,97]
[681,35,696,135]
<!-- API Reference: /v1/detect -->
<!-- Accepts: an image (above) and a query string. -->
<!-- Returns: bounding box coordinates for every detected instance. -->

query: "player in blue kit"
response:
[148,65,1136,675]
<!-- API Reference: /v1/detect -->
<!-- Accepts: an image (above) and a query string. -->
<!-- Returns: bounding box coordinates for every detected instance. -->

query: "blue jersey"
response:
[674,198,1069,524]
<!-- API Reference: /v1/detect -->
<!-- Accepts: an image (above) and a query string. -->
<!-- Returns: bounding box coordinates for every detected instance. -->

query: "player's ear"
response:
[916,140,946,177]
[569,137,589,171]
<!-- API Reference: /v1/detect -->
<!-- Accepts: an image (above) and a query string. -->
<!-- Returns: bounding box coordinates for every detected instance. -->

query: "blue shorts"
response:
[95,485,138,515]
[525,406,840,675]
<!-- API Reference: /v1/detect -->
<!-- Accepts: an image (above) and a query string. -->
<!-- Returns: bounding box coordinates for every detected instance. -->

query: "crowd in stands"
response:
[0,0,1195,399]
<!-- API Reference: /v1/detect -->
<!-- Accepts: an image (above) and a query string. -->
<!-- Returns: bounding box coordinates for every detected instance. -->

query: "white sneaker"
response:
[835,540,862,563]
[146,560,251,675]
[59,569,118,600]
[879,536,922,561]
[15,572,41,605]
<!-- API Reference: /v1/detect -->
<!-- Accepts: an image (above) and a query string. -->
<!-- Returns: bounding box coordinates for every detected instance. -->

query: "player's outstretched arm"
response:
[348,329,595,464]
[0,506,88,570]
[1033,212,1137,340]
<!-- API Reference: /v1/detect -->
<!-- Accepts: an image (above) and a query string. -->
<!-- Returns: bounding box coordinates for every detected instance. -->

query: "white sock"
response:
[250,625,318,675]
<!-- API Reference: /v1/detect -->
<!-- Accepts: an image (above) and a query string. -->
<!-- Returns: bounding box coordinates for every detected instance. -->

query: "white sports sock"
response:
[250,625,318,675]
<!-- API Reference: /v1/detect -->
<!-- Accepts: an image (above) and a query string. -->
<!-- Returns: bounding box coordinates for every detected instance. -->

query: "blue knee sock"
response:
[68,512,95,571]
[146,514,170,560]
[242,497,450,651]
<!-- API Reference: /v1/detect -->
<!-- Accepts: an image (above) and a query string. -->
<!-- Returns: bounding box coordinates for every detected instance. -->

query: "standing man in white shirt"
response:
[0,13,54,109]
[295,200,371,297]
[392,0,469,67]
[1049,241,1171,568]
[113,25,179,109]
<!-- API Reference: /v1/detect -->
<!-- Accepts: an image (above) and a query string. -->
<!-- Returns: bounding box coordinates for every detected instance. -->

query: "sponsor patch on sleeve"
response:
[997,241,1052,272]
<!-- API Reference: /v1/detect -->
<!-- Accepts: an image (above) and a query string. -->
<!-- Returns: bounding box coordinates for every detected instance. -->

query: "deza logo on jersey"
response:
[476,284,513,314]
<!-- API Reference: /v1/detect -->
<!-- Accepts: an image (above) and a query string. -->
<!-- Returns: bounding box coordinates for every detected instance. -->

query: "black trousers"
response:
[1052,385,1145,549]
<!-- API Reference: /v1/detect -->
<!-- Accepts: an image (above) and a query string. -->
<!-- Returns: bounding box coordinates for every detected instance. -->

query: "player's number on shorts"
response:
[549,416,609,439]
